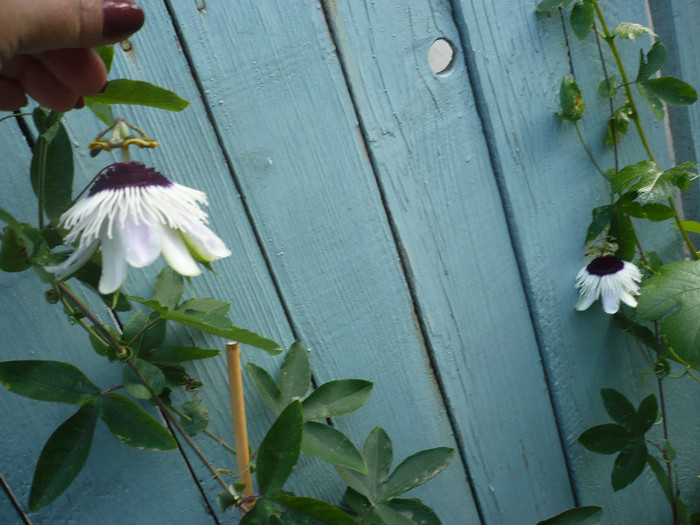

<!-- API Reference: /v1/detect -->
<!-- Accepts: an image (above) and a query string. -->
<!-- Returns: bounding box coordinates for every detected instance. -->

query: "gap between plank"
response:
[447,0,582,507]
[317,1,487,523]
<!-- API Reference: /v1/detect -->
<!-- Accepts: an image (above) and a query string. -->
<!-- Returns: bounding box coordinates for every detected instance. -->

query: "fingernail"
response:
[103,1,145,39]
[99,81,109,94]
[74,96,85,109]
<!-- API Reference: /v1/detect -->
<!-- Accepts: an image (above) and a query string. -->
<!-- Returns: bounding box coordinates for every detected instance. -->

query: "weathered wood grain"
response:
[322,0,575,522]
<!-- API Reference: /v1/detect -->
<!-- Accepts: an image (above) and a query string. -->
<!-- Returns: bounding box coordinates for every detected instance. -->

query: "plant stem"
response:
[594,4,698,261]
[574,122,605,176]
[167,405,238,455]
[54,280,237,500]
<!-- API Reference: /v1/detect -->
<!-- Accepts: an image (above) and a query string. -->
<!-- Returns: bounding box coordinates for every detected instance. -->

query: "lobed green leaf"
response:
[302,379,373,421]
[279,341,311,403]
[612,22,655,40]
[99,393,176,450]
[535,0,575,13]
[143,345,219,362]
[570,1,594,40]
[85,79,189,111]
[29,402,99,511]
[637,260,700,368]
[536,506,604,525]
[179,400,210,436]
[246,362,284,413]
[123,358,166,399]
[256,401,303,495]
[275,493,356,525]
[641,77,698,106]
[600,389,637,430]
[578,423,632,454]
[302,422,367,473]
[0,360,99,404]
[636,42,666,81]
[380,447,455,500]
[611,440,647,491]
[377,498,442,525]
[152,267,184,309]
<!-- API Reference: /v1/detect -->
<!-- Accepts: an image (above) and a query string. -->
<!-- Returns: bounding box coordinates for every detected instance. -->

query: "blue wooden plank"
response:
[162,0,480,522]
[453,0,684,521]
[323,0,575,522]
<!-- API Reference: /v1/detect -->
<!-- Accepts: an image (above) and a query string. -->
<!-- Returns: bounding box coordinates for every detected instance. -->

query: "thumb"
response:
[1,0,144,58]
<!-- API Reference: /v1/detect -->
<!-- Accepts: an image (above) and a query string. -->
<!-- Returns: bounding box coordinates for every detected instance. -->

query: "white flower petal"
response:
[99,228,128,294]
[601,288,621,314]
[121,214,161,268]
[575,292,597,312]
[45,240,99,276]
[160,224,201,276]
[181,219,231,262]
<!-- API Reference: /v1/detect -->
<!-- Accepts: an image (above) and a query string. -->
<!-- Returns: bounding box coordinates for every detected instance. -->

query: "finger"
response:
[16,57,80,112]
[0,77,28,111]
[38,48,107,95]
[0,0,145,58]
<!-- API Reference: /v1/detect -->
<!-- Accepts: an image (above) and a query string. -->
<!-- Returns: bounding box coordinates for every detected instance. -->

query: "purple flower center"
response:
[89,162,172,196]
[586,255,624,276]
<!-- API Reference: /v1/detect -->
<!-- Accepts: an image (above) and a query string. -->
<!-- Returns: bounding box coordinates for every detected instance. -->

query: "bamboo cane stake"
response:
[225,341,255,510]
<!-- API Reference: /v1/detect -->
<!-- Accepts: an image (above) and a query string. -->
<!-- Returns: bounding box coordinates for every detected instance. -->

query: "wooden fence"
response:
[2,1,700,523]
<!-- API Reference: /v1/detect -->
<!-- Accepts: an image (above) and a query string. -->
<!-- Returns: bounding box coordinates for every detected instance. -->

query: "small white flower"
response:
[46,162,231,294]
[575,255,642,314]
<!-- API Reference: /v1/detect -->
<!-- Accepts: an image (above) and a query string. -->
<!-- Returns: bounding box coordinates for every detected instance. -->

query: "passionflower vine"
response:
[575,255,643,314]
[46,162,231,294]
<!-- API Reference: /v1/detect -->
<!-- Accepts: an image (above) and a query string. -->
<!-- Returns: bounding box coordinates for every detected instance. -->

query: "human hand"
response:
[0,0,145,112]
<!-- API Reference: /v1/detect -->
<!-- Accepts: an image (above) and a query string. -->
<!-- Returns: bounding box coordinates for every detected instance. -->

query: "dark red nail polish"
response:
[99,81,109,94]
[74,96,85,110]
[102,1,145,39]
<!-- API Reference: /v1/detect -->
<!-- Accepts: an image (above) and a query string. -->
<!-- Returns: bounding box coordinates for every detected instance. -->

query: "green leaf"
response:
[610,161,661,200]
[616,201,674,222]
[99,393,176,450]
[535,0,575,13]
[336,427,393,504]
[604,104,633,146]
[0,226,31,272]
[31,108,74,224]
[636,42,666,81]
[537,506,604,525]
[377,499,441,525]
[609,209,636,261]
[570,1,594,40]
[246,362,284,413]
[279,341,311,403]
[611,314,657,349]
[152,267,184,309]
[0,360,99,403]
[600,389,637,430]
[93,46,114,73]
[179,400,209,436]
[612,440,647,491]
[275,493,356,525]
[597,75,618,99]
[302,422,367,472]
[0,206,20,228]
[131,296,282,354]
[87,102,115,126]
[578,424,632,454]
[302,379,373,421]
[586,205,613,243]
[679,220,700,234]
[637,261,700,367]
[123,358,166,399]
[641,77,698,106]
[143,345,220,362]
[85,79,189,111]
[633,393,657,434]
[29,402,99,511]
[612,22,655,40]
[558,76,586,122]
[646,455,672,502]
[380,448,455,500]
[256,401,303,495]
[637,83,664,120]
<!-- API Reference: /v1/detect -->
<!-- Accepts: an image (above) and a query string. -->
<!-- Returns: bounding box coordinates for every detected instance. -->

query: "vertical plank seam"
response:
[446,0,582,507]
[161,415,223,525]
[161,0,303,343]
[0,473,34,525]
[317,2,486,523]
